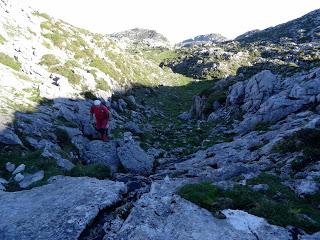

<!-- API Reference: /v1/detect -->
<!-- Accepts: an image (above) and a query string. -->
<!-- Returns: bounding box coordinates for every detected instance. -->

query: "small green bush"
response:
[40,54,60,66]
[0,53,21,71]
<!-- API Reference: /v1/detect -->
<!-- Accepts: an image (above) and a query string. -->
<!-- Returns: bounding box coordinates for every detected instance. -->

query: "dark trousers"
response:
[96,128,108,141]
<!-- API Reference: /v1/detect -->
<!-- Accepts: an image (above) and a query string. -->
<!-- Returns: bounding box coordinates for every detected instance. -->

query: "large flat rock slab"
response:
[0,176,126,240]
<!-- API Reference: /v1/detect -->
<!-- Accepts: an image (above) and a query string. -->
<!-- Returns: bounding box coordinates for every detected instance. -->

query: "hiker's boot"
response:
[101,133,107,141]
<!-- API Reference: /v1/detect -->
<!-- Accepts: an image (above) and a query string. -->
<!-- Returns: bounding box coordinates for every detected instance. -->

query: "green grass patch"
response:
[40,21,52,31]
[25,87,52,105]
[178,173,320,233]
[0,148,111,191]
[142,48,178,64]
[50,65,82,85]
[80,91,98,100]
[132,80,234,156]
[96,78,111,91]
[254,122,270,131]
[6,101,35,113]
[0,34,6,44]
[0,149,65,191]
[90,57,123,83]
[33,11,51,20]
[0,52,21,71]
[40,54,60,66]
[64,59,80,68]
[54,116,78,128]
[42,40,52,49]
[43,32,66,48]
[67,163,111,179]
[273,128,320,171]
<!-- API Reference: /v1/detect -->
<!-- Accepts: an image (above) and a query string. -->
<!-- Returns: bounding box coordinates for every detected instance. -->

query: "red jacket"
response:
[90,105,109,129]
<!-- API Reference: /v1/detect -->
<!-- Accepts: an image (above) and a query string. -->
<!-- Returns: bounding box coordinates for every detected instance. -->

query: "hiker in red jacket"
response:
[90,100,110,141]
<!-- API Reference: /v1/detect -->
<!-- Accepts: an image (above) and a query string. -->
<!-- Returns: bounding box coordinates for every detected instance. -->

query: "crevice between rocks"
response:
[78,199,127,240]
[78,177,152,240]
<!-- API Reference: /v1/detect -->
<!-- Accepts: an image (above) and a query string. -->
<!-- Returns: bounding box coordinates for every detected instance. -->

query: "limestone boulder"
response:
[0,176,126,240]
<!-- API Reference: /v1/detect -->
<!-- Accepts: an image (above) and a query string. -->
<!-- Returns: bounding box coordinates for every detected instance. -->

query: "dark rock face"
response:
[235,9,320,43]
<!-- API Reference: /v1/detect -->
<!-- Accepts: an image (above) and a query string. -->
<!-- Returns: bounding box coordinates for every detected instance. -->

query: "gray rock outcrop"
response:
[0,127,22,145]
[0,176,126,240]
[83,140,120,172]
[225,68,320,132]
[19,170,44,189]
[117,140,154,175]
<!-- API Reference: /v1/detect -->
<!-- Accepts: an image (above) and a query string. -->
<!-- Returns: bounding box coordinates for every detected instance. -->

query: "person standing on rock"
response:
[90,100,110,141]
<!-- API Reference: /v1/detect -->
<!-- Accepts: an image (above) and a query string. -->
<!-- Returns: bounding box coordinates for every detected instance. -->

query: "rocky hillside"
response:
[178,33,228,47]
[235,9,320,44]
[109,28,171,48]
[164,9,320,80]
[0,1,320,239]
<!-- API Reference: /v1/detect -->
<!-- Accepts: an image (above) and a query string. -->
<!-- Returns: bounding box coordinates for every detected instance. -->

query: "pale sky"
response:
[23,0,320,43]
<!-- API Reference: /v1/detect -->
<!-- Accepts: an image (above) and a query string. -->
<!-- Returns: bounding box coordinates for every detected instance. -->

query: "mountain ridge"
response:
[235,8,320,43]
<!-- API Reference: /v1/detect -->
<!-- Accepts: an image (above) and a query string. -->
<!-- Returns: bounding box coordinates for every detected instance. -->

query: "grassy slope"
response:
[35,12,187,89]
[178,174,320,233]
